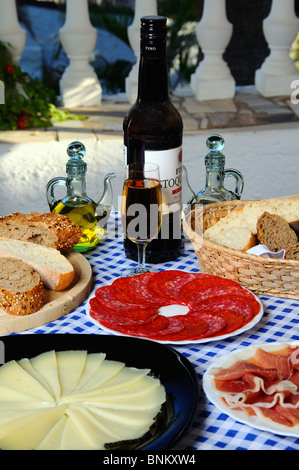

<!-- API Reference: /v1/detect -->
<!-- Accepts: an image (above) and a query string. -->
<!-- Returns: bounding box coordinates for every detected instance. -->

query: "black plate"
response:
[1,334,198,450]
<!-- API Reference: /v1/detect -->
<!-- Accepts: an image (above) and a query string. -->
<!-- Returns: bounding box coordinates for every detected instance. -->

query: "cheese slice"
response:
[60,415,99,450]
[18,358,55,400]
[83,405,155,441]
[65,405,120,449]
[68,359,125,396]
[36,415,68,450]
[0,360,55,404]
[75,353,106,391]
[57,350,87,396]
[30,350,61,401]
[0,384,52,405]
[74,374,163,404]
[83,405,162,426]
[83,386,165,411]
[0,405,66,448]
[97,366,151,393]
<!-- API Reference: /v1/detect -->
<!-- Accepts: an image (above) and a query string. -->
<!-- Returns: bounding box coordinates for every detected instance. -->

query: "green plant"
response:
[0,41,87,130]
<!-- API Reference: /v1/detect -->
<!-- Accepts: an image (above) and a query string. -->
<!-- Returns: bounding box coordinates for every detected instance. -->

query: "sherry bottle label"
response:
[124,145,182,214]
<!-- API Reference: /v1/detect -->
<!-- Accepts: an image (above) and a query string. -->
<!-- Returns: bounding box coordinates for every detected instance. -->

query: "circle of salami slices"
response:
[88,271,263,344]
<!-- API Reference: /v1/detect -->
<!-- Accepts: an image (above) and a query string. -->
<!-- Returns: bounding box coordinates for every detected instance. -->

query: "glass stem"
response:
[136,241,146,269]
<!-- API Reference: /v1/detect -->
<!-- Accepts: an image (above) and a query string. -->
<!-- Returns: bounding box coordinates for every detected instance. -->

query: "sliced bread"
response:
[204,226,257,251]
[256,212,298,252]
[0,238,75,291]
[285,243,299,260]
[203,196,299,243]
[0,212,82,252]
[0,258,45,316]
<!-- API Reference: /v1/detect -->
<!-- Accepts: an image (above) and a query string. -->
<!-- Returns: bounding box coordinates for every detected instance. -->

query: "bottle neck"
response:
[137,55,169,102]
[67,176,87,198]
[205,155,225,190]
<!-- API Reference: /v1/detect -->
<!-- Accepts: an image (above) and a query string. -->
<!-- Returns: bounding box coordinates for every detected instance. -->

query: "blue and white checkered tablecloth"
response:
[16,213,299,451]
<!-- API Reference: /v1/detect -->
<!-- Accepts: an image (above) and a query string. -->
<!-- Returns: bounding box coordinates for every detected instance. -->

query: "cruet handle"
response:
[46,177,67,211]
[224,168,244,199]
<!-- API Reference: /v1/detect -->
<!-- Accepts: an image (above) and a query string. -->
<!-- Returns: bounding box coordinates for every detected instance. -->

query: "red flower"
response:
[17,111,29,130]
[4,63,14,75]
[17,117,26,130]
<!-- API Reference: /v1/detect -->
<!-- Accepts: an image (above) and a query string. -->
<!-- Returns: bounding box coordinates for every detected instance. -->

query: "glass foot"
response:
[121,265,158,277]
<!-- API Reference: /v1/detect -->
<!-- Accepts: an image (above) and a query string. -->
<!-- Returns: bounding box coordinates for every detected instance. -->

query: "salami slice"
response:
[179,275,246,306]
[123,272,170,305]
[89,298,157,326]
[94,284,160,312]
[147,270,197,303]
[191,295,259,323]
[98,314,170,337]
[150,313,226,341]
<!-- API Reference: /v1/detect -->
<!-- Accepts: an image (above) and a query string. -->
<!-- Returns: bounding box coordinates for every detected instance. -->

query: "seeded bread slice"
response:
[0,212,82,252]
[0,258,45,316]
[0,238,75,291]
[256,212,298,252]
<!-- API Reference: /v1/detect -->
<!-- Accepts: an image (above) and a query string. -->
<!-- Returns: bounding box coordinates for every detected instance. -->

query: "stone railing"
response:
[1,0,299,107]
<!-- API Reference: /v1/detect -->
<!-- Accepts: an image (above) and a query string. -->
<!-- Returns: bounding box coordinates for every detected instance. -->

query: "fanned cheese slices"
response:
[0,350,166,450]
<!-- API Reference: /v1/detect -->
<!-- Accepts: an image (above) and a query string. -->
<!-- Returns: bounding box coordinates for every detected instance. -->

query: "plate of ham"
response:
[87,270,263,344]
[203,342,299,436]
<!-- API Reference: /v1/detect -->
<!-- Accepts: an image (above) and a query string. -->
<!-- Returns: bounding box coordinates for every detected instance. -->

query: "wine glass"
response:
[121,162,162,276]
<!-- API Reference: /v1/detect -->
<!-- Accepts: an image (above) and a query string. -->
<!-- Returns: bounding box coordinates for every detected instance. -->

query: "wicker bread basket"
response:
[183,199,299,299]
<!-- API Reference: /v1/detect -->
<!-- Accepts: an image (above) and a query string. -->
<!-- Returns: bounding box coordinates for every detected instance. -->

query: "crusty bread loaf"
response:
[256,212,298,252]
[0,212,82,252]
[204,226,257,251]
[203,197,299,244]
[0,258,45,316]
[285,243,299,260]
[0,238,75,291]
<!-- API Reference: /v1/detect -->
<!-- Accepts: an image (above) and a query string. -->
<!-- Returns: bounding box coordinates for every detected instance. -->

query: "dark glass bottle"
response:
[123,16,184,263]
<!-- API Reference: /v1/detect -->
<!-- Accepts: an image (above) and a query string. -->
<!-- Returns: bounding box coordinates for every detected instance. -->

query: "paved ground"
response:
[0,85,298,215]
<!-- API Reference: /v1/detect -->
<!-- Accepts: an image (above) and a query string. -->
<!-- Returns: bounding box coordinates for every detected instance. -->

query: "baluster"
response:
[0,0,26,62]
[59,0,102,107]
[190,0,235,100]
[255,0,299,97]
[126,0,158,103]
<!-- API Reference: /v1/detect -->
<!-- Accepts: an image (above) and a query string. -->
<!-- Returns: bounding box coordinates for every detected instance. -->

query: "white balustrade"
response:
[126,0,158,103]
[255,0,299,97]
[59,0,102,107]
[0,0,26,62]
[190,0,235,101]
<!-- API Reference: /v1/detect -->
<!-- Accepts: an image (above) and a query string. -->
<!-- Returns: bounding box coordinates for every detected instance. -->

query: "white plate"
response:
[86,289,264,345]
[203,342,299,437]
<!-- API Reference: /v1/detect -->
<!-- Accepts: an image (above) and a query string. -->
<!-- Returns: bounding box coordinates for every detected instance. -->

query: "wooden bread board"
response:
[0,251,93,336]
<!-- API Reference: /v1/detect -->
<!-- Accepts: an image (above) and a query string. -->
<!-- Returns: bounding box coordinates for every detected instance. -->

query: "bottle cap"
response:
[140,16,167,58]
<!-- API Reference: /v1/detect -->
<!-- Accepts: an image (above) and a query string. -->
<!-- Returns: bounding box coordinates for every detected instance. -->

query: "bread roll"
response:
[0,238,75,291]
[0,212,82,252]
[0,258,45,316]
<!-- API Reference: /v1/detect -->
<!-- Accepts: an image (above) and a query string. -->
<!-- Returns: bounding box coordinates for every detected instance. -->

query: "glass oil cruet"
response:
[187,134,244,209]
[46,141,116,252]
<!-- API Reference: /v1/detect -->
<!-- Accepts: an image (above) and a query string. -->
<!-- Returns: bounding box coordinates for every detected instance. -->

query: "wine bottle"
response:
[123,15,184,263]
